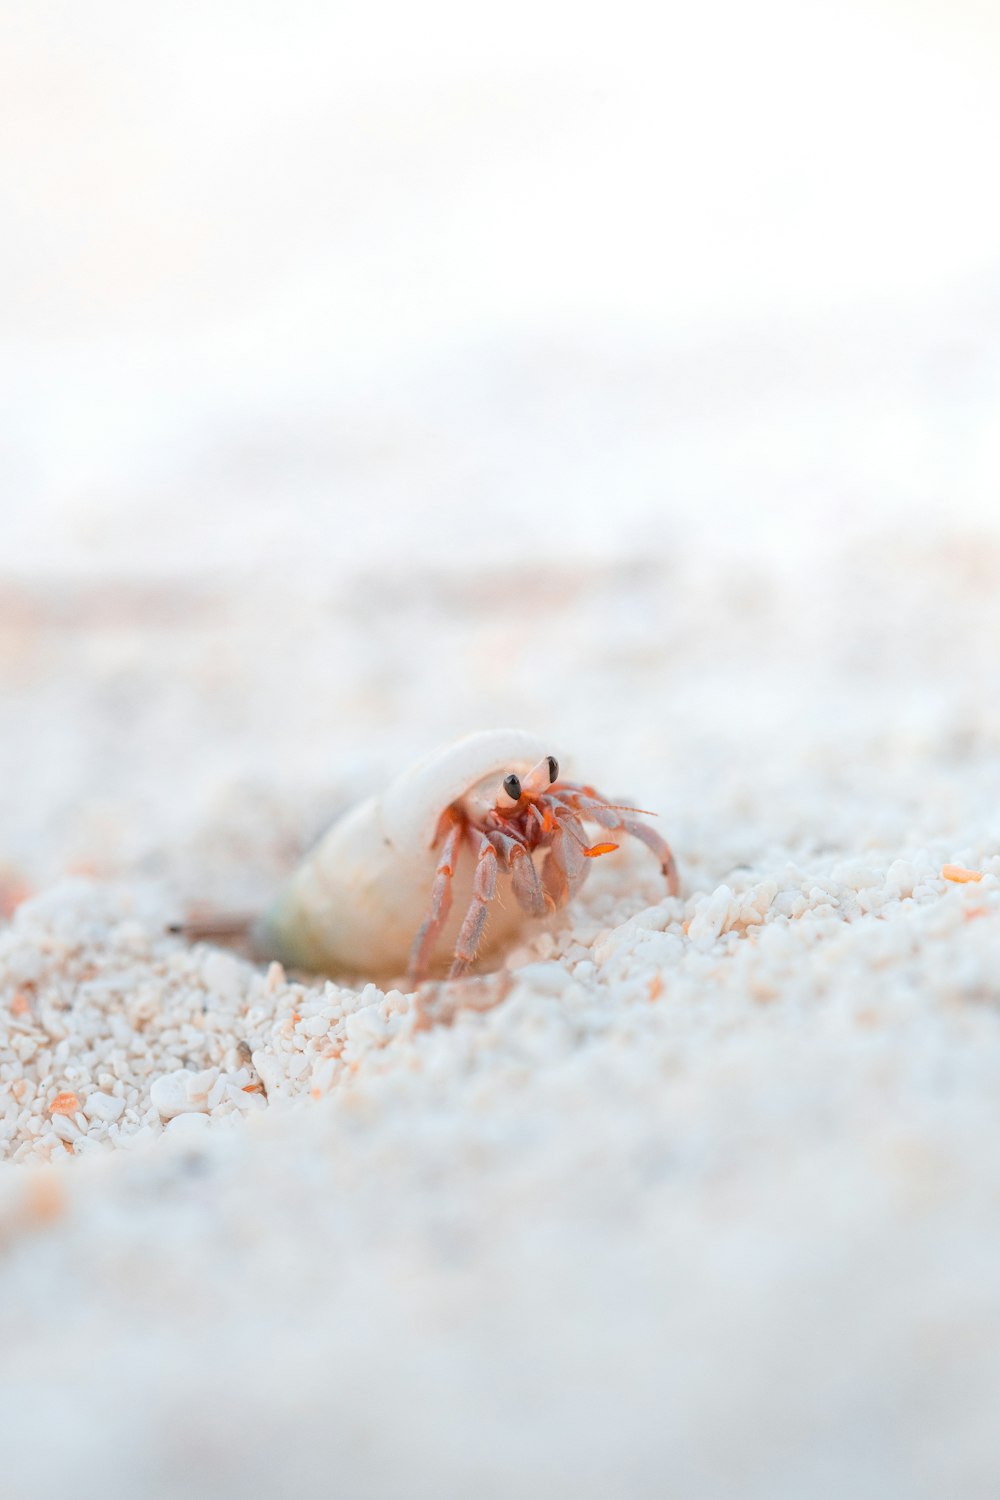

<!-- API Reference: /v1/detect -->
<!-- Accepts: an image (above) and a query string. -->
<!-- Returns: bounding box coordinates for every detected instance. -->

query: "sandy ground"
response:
[4,532,1000,1500]
[5,2,1000,1495]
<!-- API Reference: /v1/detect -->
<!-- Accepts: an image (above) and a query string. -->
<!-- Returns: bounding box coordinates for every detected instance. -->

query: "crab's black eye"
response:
[546,756,559,784]
[503,773,522,801]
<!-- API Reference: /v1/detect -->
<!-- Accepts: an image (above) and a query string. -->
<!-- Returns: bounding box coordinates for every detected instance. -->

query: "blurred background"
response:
[2,0,1000,900]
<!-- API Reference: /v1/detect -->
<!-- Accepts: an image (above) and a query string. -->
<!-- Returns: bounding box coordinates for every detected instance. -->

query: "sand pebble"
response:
[82,1092,125,1124]
[164,1112,211,1139]
[201,951,244,1004]
[150,1070,211,1120]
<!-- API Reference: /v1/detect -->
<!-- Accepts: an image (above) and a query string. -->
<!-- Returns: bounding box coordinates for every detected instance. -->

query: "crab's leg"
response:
[554,792,679,897]
[408,809,464,986]
[449,834,499,980]
[552,804,618,861]
[541,836,570,908]
[167,913,255,942]
[488,828,549,917]
[541,811,589,908]
[617,815,679,896]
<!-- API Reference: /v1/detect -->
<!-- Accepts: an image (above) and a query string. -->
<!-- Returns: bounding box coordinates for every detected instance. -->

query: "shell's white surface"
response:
[381,728,552,850]
[258,728,556,975]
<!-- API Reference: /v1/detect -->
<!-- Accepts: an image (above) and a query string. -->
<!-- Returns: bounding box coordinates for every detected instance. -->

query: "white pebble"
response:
[747,879,778,918]
[83,1091,125,1124]
[311,1057,337,1097]
[344,1008,390,1047]
[187,1067,220,1104]
[206,1075,227,1109]
[296,1014,331,1038]
[833,862,883,891]
[251,1050,285,1099]
[150,1069,210,1120]
[886,860,919,898]
[164,1112,211,1139]
[688,885,735,945]
[202,950,244,1003]
[509,963,569,996]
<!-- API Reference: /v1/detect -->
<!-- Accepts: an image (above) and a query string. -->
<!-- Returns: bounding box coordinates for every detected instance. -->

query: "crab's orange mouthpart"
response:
[584,841,619,858]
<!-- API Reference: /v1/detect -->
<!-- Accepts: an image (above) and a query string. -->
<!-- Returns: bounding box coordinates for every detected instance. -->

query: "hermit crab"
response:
[251,729,679,984]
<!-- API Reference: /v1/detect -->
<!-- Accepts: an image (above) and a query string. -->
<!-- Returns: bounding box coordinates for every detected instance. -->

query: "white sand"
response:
[5,2,1000,1494]
[4,539,1000,1499]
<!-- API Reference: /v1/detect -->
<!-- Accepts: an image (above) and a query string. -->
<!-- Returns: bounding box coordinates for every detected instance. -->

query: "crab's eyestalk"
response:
[496,773,522,811]
[521,755,560,797]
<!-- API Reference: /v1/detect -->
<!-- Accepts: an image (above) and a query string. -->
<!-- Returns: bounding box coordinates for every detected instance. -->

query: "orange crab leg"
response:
[550,791,678,896]
[550,810,617,861]
[616,815,679,895]
[488,829,549,917]
[449,834,500,980]
[409,808,464,985]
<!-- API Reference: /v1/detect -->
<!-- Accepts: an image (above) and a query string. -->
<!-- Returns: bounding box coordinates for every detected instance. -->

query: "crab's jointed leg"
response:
[488,828,549,917]
[449,833,500,980]
[540,813,591,908]
[554,789,679,897]
[409,809,464,985]
[615,815,679,895]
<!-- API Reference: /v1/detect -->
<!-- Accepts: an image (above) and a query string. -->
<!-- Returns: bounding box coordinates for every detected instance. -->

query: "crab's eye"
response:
[546,756,559,784]
[502,773,522,801]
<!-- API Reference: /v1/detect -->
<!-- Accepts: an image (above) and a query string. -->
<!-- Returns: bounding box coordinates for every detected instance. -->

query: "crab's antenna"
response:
[589,800,657,817]
[554,790,658,818]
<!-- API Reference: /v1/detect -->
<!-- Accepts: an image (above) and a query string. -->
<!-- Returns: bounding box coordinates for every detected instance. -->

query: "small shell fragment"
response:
[48,1092,80,1117]
[942,864,983,884]
[150,1069,212,1120]
[83,1091,125,1124]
